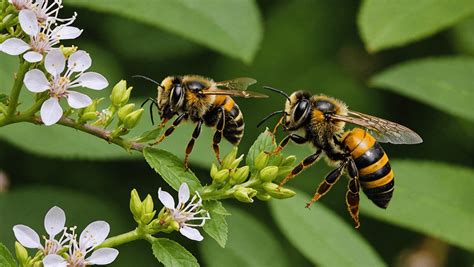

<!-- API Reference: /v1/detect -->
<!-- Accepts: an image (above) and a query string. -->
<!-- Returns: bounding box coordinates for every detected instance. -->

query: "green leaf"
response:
[151,238,198,267]
[269,188,386,267]
[0,93,8,104]
[132,126,163,143]
[201,207,290,267]
[202,201,229,248]
[143,147,202,192]
[358,0,474,52]
[64,0,263,63]
[370,56,474,121]
[0,243,16,267]
[452,17,474,56]
[245,129,276,168]
[361,160,474,251]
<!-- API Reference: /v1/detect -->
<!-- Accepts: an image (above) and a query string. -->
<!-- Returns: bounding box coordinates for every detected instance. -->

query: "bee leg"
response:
[184,119,203,170]
[346,159,361,228]
[152,113,186,145]
[279,149,321,188]
[212,107,226,164]
[305,160,348,208]
[267,133,307,155]
[271,116,284,142]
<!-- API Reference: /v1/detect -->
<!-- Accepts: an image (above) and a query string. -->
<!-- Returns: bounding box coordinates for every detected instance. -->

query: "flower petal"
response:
[23,51,43,63]
[13,225,42,248]
[24,69,49,93]
[158,188,175,209]
[42,254,67,267]
[19,10,39,36]
[180,226,203,241]
[178,183,190,205]
[86,248,119,265]
[0,38,30,55]
[44,206,66,238]
[40,98,63,126]
[67,91,92,109]
[45,49,65,76]
[52,26,82,40]
[79,221,110,250]
[74,72,108,90]
[68,50,91,73]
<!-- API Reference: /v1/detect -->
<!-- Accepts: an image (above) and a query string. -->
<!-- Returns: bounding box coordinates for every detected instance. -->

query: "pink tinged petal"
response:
[19,10,39,36]
[79,221,110,250]
[43,254,68,267]
[178,183,190,205]
[52,26,82,40]
[86,248,119,265]
[68,50,91,72]
[45,49,66,76]
[40,98,63,126]
[75,72,108,90]
[67,91,92,109]
[180,226,203,241]
[13,225,42,248]
[23,51,43,62]
[0,38,30,55]
[44,206,66,238]
[24,69,49,92]
[158,188,175,209]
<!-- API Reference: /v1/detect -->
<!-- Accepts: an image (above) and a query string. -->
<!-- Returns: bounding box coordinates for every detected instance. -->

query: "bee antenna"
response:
[257,110,286,128]
[141,97,159,125]
[262,86,291,101]
[133,75,164,89]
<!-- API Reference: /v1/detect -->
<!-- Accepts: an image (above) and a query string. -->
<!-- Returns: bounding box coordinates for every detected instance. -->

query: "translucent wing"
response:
[201,89,268,98]
[215,77,257,91]
[331,111,423,144]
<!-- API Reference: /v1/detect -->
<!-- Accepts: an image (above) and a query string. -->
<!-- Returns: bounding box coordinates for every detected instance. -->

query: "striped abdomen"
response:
[221,97,244,144]
[344,128,394,209]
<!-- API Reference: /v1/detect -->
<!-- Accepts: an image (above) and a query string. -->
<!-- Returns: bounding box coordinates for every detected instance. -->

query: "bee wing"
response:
[331,111,423,144]
[201,89,268,98]
[215,77,257,91]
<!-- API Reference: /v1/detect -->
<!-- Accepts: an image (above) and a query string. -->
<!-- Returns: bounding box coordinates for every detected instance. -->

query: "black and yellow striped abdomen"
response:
[204,96,244,145]
[344,128,394,209]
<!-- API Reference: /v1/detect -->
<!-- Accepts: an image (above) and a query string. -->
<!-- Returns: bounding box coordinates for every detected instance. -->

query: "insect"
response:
[258,87,422,228]
[138,75,267,169]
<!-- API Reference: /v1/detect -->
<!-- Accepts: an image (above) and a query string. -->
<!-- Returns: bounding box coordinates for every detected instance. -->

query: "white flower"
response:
[0,9,81,63]
[158,183,210,241]
[13,206,70,255]
[9,0,66,25]
[23,49,108,125]
[43,221,119,267]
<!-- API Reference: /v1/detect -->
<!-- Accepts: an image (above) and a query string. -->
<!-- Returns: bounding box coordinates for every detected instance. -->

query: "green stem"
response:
[5,61,30,121]
[98,228,144,248]
[200,176,260,200]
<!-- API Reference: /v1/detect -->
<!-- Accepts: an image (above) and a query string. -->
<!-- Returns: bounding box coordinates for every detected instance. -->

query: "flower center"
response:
[44,239,62,255]
[68,249,86,267]
[49,76,70,98]
[30,32,53,53]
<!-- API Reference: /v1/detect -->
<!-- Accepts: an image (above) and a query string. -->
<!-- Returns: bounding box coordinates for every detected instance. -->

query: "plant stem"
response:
[98,228,143,248]
[5,61,30,121]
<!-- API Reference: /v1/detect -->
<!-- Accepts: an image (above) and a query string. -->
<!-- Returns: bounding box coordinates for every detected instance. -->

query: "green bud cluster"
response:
[130,189,156,226]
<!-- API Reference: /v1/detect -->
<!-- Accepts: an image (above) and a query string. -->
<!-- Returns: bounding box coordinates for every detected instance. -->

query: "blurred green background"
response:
[1,0,473,266]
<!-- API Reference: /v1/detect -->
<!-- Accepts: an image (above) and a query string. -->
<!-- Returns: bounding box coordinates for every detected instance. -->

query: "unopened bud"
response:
[259,166,279,182]
[140,211,156,225]
[210,163,219,179]
[80,111,98,122]
[221,147,238,168]
[84,98,103,114]
[143,194,154,214]
[212,169,229,182]
[110,80,130,107]
[129,189,142,220]
[59,45,77,58]
[281,155,297,166]
[229,154,244,169]
[171,220,180,232]
[254,151,269,170]
[117,103,135,122]
[256,192,272,201]
[15,241,28,264]
[0,34,8,43]
[233,187,256,203]
[123,108,144,129]
[262,182,296,199]
[230,166,249,184]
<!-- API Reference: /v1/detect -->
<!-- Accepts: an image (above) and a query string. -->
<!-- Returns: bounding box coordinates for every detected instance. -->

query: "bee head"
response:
[283,91,312,130]
[158,76,186,119]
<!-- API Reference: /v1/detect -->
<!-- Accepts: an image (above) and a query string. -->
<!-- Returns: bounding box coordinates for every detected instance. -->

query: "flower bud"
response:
[256,192,272,201]
[15,241,28,264]
[281,155,297,166]
[233,187,256,203]
[259,166,279,182]
[230,166,249,184]
[229,154,244,170]
[143,194,154,214]
[262,182,296,199]
[59,45,77,58]
[212,169,229,183]
[140,211,156,225]
[123,108,144,129]
[0,34,8,43]
[171,220,180,232]
[221,147,238,168]
[117,103,135,122]
[80,111,98,122]
[254,151,269,170]
[110,80,131,107]
[84,97,103,114]
[129,189,142,219]
[210,163,219,178]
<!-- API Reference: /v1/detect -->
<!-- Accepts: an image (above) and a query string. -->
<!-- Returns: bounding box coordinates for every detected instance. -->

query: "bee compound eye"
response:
[294,100,309,122]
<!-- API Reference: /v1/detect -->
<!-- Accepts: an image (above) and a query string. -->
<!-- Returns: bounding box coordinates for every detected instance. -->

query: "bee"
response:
[138,75,267,169]
[258,87,422,228]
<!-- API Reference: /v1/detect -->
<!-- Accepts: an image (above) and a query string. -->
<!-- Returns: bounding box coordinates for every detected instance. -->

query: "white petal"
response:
[178,183,190,205]
[44,206,66,238]
[19,10,39,36]
[67,91,92,109]
[180,226,203,241]
[40,98,63,126]
[43,254,67,267]
[68,50,91,72]
[0,38,30,55]
[74,72,108,90]
[79,221,110,250]
[158,188,175,209]
[86,248,119,265]
[52,26,82,40]
[23,51,43,63]
[24,69,49,93]
[13,225,42,248]
[45,49,65,76]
